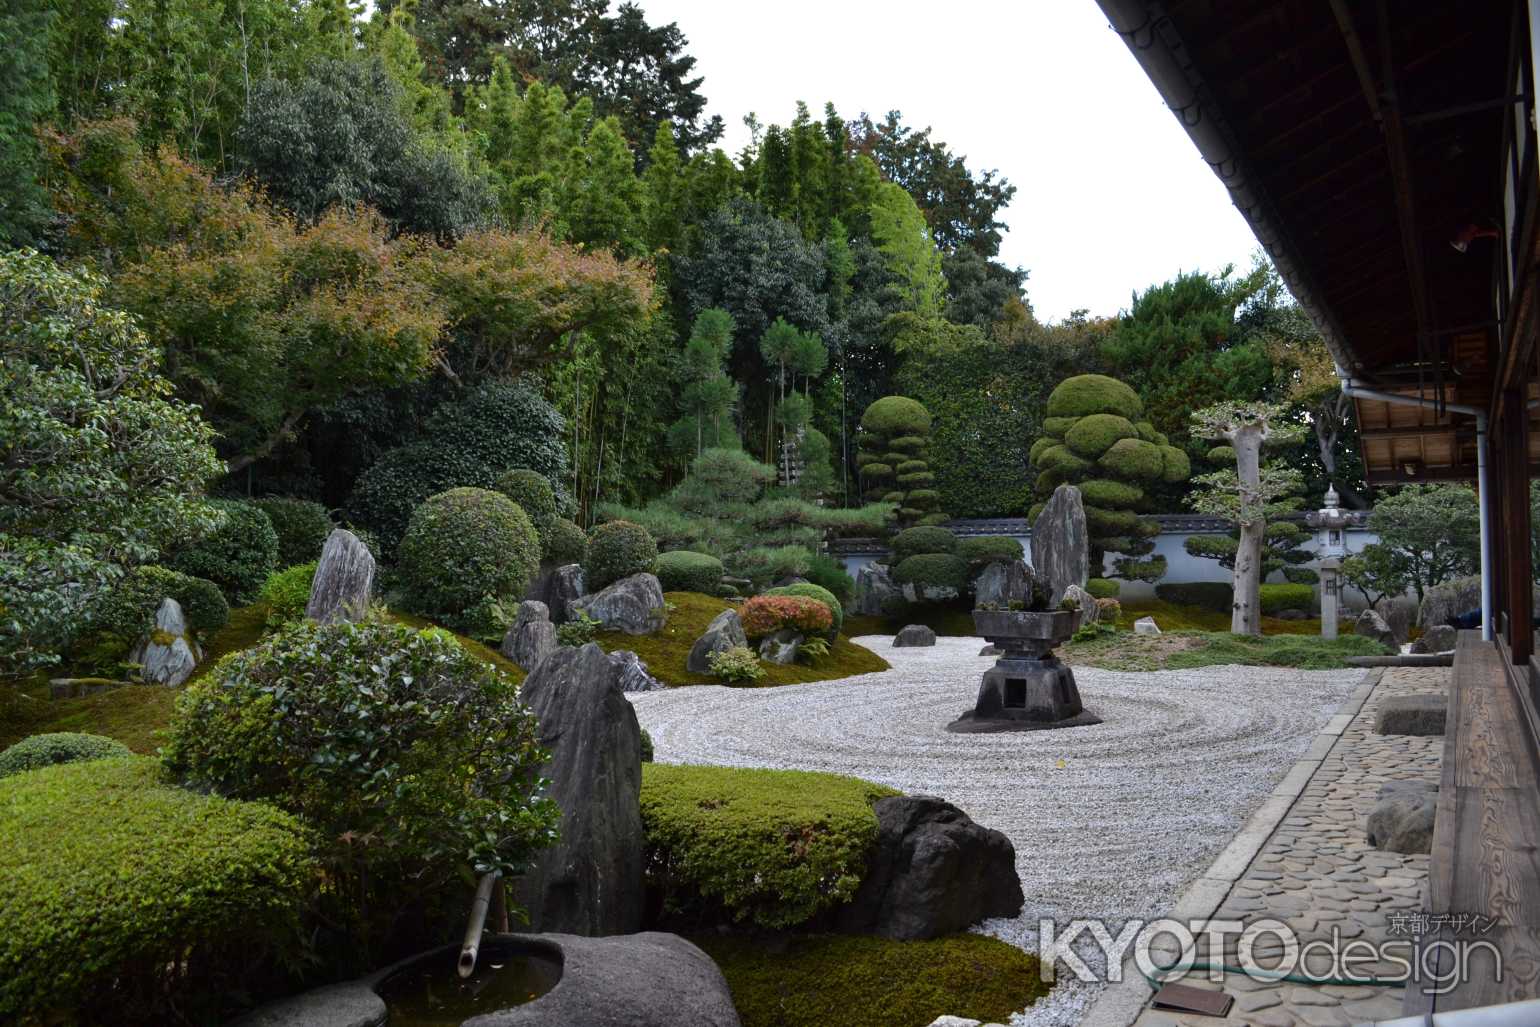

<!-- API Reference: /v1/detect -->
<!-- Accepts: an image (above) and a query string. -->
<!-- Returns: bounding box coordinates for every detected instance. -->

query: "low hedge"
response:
[765,583,843,636]
[251,497,333,567]
[656,550,725,594]
[640,763,899,929]
[0,733,131,779]
[892,553,969,595]
[0,758,313,1024]
[169,499,279,605]
[585,520,659,591]
[1154,581,1233,612]
[1260,582,1314,614]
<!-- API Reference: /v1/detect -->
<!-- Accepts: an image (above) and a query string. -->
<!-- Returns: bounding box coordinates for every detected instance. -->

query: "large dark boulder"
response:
[893,624,937,647]
[513,644,643,936]
[568,572,666,635]
[1032,485,1090,603]
[608,649,665,692]
[306,529,375,624]
[1412,624,1458,654]
[540,563,586,625]
[501,600,556,671]
[836,795,1023,940]
[686,609,748,674]
[1374,693,1447,736]
[1355,608,1398,648]
[1366,781,1436,854]
[853,562,900,617]
[973,560,1034,609]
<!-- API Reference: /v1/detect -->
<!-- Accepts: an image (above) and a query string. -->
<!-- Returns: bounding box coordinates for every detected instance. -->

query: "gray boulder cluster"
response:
[568,572,667,634]
[1355,608,1398,648]
[686,609,746,673]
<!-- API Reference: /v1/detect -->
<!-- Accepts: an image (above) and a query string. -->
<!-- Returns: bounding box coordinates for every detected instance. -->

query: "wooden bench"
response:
[1405,630,1540,1014]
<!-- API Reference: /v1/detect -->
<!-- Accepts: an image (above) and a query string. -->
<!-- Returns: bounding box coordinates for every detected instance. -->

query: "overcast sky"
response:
[634,0,1264,323]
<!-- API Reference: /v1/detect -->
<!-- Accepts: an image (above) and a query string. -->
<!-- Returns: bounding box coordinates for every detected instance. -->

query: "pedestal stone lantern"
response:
[1306,485,1353,640]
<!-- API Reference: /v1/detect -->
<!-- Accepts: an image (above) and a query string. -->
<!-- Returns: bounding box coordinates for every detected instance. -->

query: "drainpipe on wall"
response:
[1337,373,1492,641]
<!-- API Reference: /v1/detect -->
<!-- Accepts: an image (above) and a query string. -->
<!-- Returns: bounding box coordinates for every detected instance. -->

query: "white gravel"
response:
[627,634,1365,1027]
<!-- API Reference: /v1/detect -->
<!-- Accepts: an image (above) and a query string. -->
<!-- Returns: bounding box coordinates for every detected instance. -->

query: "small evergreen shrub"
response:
[1086,578,1121,599]
[493,468,559,528]
[169,500,279,604]
[640,728,654,763]
[89,565,230,640]
[398,488,540,620]
[740,595,834,639]
[728,545,814,588]
[0,758,313,1024]
[766,583,843,636]
[656,550,725,594]
[1079,479,1144,508]
[1154,581,1233,612]
[1064,414,1137,458]
[164,619,558,966]
[639,763,899,928]
[1259,583,1314,615]
[892,553,969,594]
[258,562,317,629]
[543,517,588,565]
[585,520,659,591]
[805,554,855,605]
[708,645,765,683]
[889,525,957,563]
[0,733,131,779]
[556,612,600,647]
[1097,437,1166,482]
[251,498,333,567]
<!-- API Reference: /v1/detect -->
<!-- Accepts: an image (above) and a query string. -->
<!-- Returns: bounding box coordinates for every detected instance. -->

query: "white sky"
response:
[634,0,1264,323]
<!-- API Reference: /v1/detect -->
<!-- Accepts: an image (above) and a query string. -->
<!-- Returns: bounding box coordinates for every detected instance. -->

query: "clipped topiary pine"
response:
[857,396,945,527]
[1032,375,1187,584]
[398,487,541,622]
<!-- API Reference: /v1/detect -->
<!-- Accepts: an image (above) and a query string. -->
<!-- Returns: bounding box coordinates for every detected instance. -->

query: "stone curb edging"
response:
[1075,668,1385,1027]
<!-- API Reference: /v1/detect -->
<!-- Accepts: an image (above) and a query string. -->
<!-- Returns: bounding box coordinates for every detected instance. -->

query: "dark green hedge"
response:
[399,488,540,620]
[0,758,313,1024]
[640,763,898,929]
[656,550,725,594]
[890,525,957,563]
[1260,582,1314,614]
[1155,581,1233,612]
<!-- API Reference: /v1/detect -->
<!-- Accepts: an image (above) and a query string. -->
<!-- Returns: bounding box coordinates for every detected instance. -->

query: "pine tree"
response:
[675,308,737,457]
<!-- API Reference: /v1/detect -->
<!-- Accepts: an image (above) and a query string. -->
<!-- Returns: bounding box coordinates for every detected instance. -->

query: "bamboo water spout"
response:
[458,871,505,979]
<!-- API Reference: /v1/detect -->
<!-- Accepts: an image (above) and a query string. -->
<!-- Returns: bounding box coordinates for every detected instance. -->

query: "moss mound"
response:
[593,592,887,687]
[693,932,1048,1027]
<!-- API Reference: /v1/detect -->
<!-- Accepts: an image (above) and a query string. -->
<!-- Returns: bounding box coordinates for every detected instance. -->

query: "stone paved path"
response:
[1133,666,1446,1027]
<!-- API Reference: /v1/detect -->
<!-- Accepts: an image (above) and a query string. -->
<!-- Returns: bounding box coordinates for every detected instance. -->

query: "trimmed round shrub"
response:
[956,536,1025,571]
[860,395,932,436]
[1042,416,1076,438]
[543,517,588,566]
[1134,421,1160,442]
[1160,445,1192,483]
[347,382,570,554]
[892,553,969,594]
[251,497,332,566]
[1064,413,1137,458]
[656,550,725,594]
[1028,436,1057,465]
[0,733,131,778]
[1156,581,1232,612]
[1080,479,1144,508]
[585,519,659,591]
[169,499,279,604]
[739,594,834,638]
[1045,374,1143,419]
[639,763,899,928]
[766,582,843,636]
[1085,506,1143,538]
[1036,444,1093,477]
[890,525,957,563]
[163,619,558,964]
[0,757,313,1023]
[494,468,559,528]
[1097,437,1166,482]
[89,565,230,640]
[1207,445,1237,464]
[398,488,540,618]
[1260,583,1314,615]
[888,435,926,453]
[257,562,317,629]
[1086,578,1121,599]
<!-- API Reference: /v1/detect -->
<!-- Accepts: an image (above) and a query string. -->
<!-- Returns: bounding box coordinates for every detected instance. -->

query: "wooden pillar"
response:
[1500,390,1533,662]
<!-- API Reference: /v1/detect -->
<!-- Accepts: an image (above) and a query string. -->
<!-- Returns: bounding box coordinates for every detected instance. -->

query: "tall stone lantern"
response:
[1306,485,1353,639]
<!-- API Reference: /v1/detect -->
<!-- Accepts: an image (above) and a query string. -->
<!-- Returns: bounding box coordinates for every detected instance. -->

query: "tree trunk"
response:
[1231,424,1265,636]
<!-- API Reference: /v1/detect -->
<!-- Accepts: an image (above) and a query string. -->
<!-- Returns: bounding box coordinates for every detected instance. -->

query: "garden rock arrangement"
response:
[1062,583,1098,627]
[608,650,665,692]
[1373,594,1416,642]
[973,559,1033,609]
[1030,485,1089,603]
[1374,692,1446,735]
[305,528,374,624]
[852,563,900,617]
[502,600,557,671]
[686,609,747,674]
[537,563,586,625]
[836,795,1023,940]
[568,572,666,635]
[1417,574,1481,629]
[893,624,937,647]
[1355,607,1398,647]
[514,644,644,935]
[758,629,802,665]
[1412,623,1458,653]
[130,598,199,686]
[1366,780,1437,854]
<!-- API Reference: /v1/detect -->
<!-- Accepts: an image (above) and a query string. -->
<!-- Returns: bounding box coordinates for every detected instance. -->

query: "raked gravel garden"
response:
[630,634,1367,1027]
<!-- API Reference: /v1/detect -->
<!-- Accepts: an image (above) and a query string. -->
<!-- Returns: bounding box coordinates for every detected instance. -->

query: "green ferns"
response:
[640,763,898,928]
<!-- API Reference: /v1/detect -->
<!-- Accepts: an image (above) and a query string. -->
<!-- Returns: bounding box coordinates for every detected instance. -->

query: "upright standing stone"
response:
[1355,608,1398,648]
[973,560,1035,608]
[542,564,586,625]
[514,643,643,936]
[853,563,900,617]
[131,598,200,686]
[306,529,375,624]
[501,600,557,671]
[1031,485,1090,603]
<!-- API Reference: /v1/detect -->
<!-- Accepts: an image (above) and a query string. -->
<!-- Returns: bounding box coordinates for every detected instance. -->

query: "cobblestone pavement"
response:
[1133,666,1447,1027]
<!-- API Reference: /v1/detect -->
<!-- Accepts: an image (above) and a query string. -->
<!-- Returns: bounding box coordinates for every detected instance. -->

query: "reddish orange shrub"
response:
[739,595,833,639]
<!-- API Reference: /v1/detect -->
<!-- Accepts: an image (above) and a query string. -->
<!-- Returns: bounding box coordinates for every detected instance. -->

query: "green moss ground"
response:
[1065,629,1391,672]
[0,605,523,754]
[691,932,1049,1027]
[596,592,888,687]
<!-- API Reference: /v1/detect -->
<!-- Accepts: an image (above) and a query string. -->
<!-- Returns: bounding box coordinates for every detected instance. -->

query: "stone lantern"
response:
[1306,485,1354,639]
